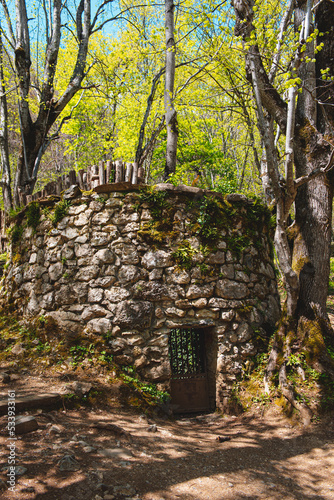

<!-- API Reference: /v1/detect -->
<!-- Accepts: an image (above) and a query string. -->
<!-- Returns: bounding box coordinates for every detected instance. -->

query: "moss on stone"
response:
[25,202,41,230]
[171,240,198,270]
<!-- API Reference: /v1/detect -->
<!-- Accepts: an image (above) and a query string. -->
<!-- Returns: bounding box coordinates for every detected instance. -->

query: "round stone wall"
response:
[0,183,280,410]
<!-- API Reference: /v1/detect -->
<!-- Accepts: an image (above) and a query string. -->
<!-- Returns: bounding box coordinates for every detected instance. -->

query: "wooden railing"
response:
[0,160,146,253]
[18,160,146,206]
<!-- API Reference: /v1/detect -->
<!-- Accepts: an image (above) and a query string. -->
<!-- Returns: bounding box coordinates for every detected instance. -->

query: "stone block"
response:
[105,287,131,303]
[85,317,112,335]
[216,279,248,299]
[61,226,79,240]
[48,262,63,281]
[142,250,173,269]
[186,284,214,299]
[165,307,187,317]
[88,288,104,303]
[118,265,139,284]
[15,416,39,434]
[114,300,153,329]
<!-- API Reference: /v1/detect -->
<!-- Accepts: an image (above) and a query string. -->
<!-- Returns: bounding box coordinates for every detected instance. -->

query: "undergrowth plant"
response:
[120,365,170,405]
[25,202,41,230]
[135,186,168,221]
[44,199,71,227]
[172,240,198,270]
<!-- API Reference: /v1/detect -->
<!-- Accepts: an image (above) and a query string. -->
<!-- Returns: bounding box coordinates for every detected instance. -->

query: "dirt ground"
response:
[0,371,334,500]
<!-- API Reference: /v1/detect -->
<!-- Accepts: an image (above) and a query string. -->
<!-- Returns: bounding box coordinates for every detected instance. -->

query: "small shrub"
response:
[0,252,8,262]
[8,205,25,219]
[25,202,41,230]
[136,187,168,220]
[172,240,198,270]
[120,366,170,405]
[44,199,71,227]
[8,224,24,245]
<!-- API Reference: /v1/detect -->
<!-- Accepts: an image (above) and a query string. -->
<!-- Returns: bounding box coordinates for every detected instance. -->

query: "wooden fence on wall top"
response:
[18,160,146,207]
[0,160,145,253]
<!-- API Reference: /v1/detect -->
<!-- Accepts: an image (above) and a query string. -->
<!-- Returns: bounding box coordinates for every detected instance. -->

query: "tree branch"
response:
[268,0,295,83]
[0,0,15,49]
[136,67,165,165]
[294,147,334,188]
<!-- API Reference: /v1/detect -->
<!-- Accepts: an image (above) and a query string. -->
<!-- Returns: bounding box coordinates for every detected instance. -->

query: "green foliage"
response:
[96,196,106,204]
[0,252,8,262]
[194,195,222,242]
[328,257,334,295]
[98,350,113,364]
[287,353,305,367]
[172,240,198,270]
[25,202,41,230]
[136,187,168,221]
[136,186,178,245]
[165,137,239,194]
[120,366,170,405]
[36,341,51,354]
[8,224,24,245]
[226,234,251,259]
[8,206,25,219]
[69,343,95,366]
[44,199,71,227]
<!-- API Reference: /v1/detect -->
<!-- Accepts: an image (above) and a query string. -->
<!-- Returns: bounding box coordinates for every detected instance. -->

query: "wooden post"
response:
[98,161,105,185]
[138,166,145,184]
[82,172,88,191]
[132,161,138,185]
[125,162,133,183]
[44,182,51,196]
[115,160,124,183]
[87,166,92,190]
[19,192,26,206]
[32,191,42,200]
[49,181,57,196]
[77,170,85,190]
[68,170,76,186]
[56,176,63,195]
[106,160,112,184]
[111,161,116,182]
[91,165,100,188]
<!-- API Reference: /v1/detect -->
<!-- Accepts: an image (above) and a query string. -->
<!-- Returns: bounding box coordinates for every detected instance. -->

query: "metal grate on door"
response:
[169,328,206,378]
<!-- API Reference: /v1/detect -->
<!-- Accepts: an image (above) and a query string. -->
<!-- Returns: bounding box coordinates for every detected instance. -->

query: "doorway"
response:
[168,328,211,413]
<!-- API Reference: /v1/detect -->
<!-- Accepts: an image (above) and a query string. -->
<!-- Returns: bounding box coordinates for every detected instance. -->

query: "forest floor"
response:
[0,344,334,500]
[0,369,334,500]
[0,284,334,499]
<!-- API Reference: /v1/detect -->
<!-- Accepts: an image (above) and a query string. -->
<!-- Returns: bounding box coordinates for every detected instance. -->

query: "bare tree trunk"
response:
[136,68,165,167]
[232,0,334,420]
[164,0,178,180]
[9,0,92,204]
[293,0,334,318]
[0,28,12,210]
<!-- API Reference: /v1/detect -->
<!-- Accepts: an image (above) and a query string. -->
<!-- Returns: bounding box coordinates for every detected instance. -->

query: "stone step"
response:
[0,393,61,416]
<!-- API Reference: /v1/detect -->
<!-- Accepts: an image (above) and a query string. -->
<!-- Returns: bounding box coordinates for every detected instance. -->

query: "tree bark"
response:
[0,28,12,210]
[9,0,92,205]
[164,0,178,180]
[232,0,334,419]
[292,0,334,318]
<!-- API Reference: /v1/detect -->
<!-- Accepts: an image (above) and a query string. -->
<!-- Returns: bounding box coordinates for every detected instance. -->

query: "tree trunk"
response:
[10,0,92,205]
[0,29,12,210]
[293,142,333,318]
[164,0,178,180]
[293,0,334,319]
[232,0,334,421]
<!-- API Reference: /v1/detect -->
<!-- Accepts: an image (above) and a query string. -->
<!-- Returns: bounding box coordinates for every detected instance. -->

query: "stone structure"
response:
[1,183,280,410]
